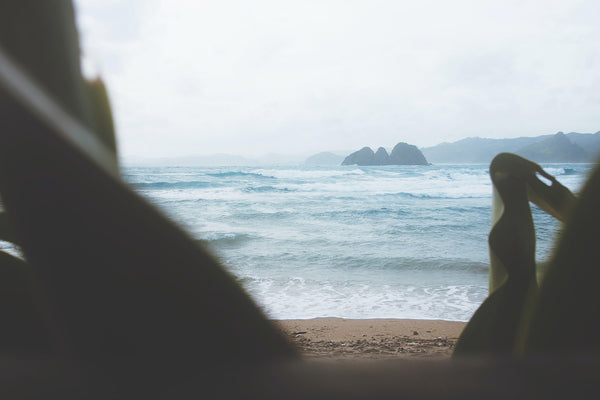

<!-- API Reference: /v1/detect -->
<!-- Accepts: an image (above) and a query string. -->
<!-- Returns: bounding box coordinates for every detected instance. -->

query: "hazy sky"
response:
[74,0,600,159]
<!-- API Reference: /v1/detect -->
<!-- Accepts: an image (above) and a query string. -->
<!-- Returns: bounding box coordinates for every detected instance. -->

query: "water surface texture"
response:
[124,163,591,321]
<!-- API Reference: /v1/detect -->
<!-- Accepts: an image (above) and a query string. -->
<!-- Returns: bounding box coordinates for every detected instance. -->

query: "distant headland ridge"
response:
[421,131,600,164]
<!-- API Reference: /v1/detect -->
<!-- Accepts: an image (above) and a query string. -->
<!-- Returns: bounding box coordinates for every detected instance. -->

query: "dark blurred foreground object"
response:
[454,153,584,356]
[0,1,599,398]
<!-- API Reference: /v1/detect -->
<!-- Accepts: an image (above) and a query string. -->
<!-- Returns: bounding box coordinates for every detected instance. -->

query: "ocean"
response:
[123,163,592,322]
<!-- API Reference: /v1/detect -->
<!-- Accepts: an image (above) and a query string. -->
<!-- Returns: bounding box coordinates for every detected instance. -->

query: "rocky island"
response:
[342,142,429,166]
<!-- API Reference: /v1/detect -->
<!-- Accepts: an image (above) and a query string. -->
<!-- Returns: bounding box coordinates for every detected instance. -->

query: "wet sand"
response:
[275,318,466,360]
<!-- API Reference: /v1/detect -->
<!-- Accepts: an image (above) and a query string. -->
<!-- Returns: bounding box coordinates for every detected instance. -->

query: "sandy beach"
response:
[275,318,466,360]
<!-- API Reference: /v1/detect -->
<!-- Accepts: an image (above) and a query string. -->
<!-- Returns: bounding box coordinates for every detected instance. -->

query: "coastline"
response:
[274,318,466,360]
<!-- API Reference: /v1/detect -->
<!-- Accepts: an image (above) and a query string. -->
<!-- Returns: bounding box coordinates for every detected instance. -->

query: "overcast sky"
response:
[74,0,600,159]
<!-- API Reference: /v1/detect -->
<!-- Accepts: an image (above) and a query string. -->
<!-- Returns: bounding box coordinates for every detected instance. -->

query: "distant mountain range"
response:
[125,130,600,167]
[421,131,600,164]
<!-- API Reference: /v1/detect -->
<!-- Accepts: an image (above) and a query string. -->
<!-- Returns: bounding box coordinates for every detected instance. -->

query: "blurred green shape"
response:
[0,211,18,245]
[0,0,118,165]
[454,153,576,356]
[0,0,119,355]
[0,251,52,354]
[0,0,295,391]
[522,160,600,355]
[85,78,119,159]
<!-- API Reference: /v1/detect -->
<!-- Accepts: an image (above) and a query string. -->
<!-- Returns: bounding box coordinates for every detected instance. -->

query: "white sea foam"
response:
[126,163,590,321]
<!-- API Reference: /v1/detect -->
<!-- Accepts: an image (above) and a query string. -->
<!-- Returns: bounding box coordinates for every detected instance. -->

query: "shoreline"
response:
[274,318,466,360]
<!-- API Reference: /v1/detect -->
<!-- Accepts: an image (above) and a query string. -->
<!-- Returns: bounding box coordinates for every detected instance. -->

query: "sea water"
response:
[123,163,591,321]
